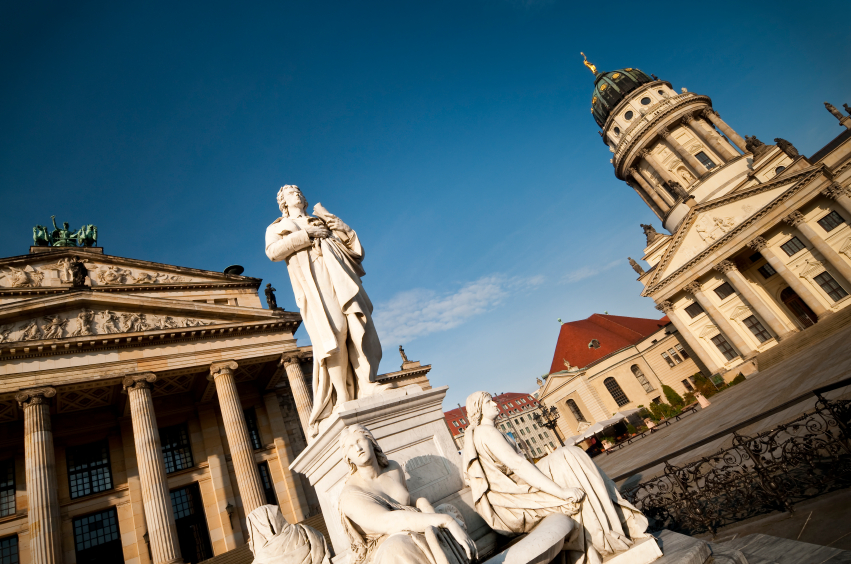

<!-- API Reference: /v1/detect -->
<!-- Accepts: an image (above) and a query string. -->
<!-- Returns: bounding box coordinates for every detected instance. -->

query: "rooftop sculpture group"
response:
[33,216,98,247]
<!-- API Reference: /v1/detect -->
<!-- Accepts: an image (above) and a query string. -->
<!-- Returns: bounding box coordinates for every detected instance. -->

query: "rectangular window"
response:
[453,421,459,427]
[519,417,524,423]
[0,535,17,564]
[519,428,526,435]
[532,423,538,430]
[817,210,845,232]
[758,263,777,279]
[814,271,849,302]
[530,437,537,444]
[713,282,735,300]
[682,379,695,391]
[538,434,543,440]
[749,252,763,263]
[244,408,262,450]
[537,448,543,455]
[651,397,661,404]
[742,315,771,343]
[258,462,278,505]
[780,237,806,256]
[710,334,738,361]
[661,352,675,367]
[685,302,704,318]
[695,151,716,170]
[73,508,122,564]
[0,460,14,517]
[549,442,555,449]
[676,344,690,359]
[67,441,113,499]
[160,424,193,474]
[668,348,683,363]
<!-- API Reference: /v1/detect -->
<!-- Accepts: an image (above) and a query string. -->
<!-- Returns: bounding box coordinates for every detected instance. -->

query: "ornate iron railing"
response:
[620,390,851,535]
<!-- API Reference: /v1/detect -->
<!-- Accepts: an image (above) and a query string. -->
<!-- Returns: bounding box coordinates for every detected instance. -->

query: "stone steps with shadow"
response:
[755,305,851,371]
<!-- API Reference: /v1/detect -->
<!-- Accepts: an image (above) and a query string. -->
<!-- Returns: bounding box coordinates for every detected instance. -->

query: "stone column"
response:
[629,168,670,213]
[784,211,851,287]
[821,183,851,217]
[685,280,756,358]
[660,128,707,179]
[640,148,680,188]
[626,179,664,220]
[262,392,308,522]
[280,352,312,435]
[701,109,747,154]
[713,260,791,339]
[122,374,183,564]
[748,237,829,318]
[684,114,737,162]
[16,388,62,564]
[655,302,720,374]
[208,361,265,516]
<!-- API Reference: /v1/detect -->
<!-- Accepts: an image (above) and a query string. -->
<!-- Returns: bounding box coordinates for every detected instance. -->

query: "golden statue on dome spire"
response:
[580,52,597,75]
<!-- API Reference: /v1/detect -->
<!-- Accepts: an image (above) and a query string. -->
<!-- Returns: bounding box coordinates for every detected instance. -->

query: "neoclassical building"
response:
[585,59,851,377]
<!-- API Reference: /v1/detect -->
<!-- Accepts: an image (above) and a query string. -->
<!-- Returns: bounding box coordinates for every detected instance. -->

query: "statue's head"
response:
[63,222,70,229]
[340,424,388,474]
[466,391,498,426]
[277,185,307,218]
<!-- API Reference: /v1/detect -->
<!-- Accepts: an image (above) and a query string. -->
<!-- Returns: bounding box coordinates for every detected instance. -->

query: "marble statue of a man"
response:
[265,185,384,437]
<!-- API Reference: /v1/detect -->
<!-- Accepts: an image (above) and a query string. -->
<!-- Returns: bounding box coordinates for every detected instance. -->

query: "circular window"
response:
[614,126,621,135]
[641,97,651,105]
[624,110,634,120]
[658,90,665,95]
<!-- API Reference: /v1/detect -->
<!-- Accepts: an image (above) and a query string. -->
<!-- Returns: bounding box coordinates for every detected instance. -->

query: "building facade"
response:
[585,60,851,377]
[535,313,702,441]
[444,392,559,458]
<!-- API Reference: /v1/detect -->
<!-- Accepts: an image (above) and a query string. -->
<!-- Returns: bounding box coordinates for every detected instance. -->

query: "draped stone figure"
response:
[338,424,476,564]
[265,185,384,437]
[246,505,330,564]
[462,392,649,564]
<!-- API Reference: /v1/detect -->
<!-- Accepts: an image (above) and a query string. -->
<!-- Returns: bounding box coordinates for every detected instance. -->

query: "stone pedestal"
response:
[290,385,495,561]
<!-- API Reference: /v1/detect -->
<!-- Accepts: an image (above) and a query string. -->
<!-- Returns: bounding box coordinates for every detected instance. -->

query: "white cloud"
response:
[375,274,543,345]
[561,260,621,284]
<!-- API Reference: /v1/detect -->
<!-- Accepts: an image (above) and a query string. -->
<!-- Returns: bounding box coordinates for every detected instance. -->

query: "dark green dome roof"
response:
[590,68,654,128]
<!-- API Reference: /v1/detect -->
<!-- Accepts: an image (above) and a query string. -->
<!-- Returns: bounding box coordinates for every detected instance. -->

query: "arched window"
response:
[604,378,630,407]
[566,399,587,423]
[631,365,655,393]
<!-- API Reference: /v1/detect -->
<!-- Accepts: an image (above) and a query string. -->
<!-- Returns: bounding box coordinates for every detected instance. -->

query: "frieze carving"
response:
[0,260,198,288]
[783,211,805,227]
[713,260,737,273]
[748,237,769,251]
[95,266,189,285]
[0,308,215,343]
[1,266,45,288]
[684,281,703,294]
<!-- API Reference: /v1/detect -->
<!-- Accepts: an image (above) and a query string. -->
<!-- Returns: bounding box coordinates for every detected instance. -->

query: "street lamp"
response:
[532,401,565,447]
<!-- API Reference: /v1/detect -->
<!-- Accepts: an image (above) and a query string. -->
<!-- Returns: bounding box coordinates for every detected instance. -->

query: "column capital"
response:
[655,300,674,313]
[713,260,738,273]
[783,211,806,227]
[280,351,306,367]
[658,128,671,139]
[682,113,695,124]
[639,148,652,158]
[748,236,768,251]
[15,387,56,408]
[122,372,157,393]
[684,281,703,294]
[628,167,639,177]
[209,360,239,380]
[821,182,851,200]
[701,108,719,118]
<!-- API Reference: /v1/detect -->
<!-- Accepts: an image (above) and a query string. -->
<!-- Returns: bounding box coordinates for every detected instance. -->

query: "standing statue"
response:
[844,104,851,116]
[628,258,645,276]
[745,135,770,159]
[265,283,280,310]
[399,345,408,363]
[825,102,844,121]
[246,505,330,564]
[265,185,385,437]
[774,138,800,159]
[67,257,89,287]
[338,424,476,564]
[462,392,650,563]
[640,224,664,246]
[51,216,78,247]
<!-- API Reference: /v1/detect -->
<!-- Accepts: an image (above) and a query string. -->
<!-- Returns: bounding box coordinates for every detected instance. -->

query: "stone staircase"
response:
[755,305,851,371]
[654,530,851,563]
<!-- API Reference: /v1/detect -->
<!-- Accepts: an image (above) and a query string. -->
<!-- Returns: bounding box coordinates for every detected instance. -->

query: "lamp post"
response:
[532,401,564,447]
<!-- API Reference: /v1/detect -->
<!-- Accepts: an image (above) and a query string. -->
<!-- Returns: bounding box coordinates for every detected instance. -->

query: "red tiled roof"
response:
[548,313,669,374]
[443,392,538,437]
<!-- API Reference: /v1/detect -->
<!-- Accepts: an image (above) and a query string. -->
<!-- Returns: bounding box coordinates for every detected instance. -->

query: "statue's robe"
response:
[265,215,382,436]
[247,505,329,564]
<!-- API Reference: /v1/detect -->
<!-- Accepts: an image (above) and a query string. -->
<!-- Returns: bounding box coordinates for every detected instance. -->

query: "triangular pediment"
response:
[0,292,297,346]
[0,249,257,291]
[644,167,820,294]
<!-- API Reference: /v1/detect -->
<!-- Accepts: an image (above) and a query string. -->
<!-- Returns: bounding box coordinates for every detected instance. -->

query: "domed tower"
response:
[585,54,755,233]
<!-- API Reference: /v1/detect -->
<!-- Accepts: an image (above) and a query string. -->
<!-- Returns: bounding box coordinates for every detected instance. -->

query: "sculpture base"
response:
[290,385,497,562]
[603,537,662,564]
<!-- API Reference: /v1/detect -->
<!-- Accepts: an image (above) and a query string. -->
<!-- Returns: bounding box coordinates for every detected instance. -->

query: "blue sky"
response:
[1,1,849,409]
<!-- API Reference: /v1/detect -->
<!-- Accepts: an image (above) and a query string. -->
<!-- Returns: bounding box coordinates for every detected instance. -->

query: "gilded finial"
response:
[580,52,597,75]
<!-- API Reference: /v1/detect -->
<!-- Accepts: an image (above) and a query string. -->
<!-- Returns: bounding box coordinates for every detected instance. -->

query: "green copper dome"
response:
[590,68,654,128]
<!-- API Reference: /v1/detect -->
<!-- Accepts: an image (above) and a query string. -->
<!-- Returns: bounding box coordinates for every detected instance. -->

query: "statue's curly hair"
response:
[339,424,388,474]
[465,391,493,428]
[276,185,306,218]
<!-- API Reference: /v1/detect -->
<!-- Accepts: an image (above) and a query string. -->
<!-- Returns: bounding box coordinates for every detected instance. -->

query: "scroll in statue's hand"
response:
[305,226,331,239]
[442,515,477,561]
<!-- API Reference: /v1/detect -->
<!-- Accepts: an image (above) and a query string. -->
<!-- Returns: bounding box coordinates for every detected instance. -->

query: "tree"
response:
[662,385,685,408]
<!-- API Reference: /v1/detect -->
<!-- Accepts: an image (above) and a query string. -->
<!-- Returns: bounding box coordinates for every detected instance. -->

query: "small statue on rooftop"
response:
[265,283,280,310]
[825,102,844,121]
[774,138,800,159]
[399,345,408,363]
[745,135,770,160]
[640,223,665,246]
[844,103,851,116]
[628,257,645,276]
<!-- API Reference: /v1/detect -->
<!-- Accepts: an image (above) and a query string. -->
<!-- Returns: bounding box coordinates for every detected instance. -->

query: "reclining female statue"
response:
[462,392,649,564]
[338,424,477,564]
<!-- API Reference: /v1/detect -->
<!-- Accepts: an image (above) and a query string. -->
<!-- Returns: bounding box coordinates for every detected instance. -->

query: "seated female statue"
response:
[246,504,330,564]
[462,392,649,564]
[338,424,477,564]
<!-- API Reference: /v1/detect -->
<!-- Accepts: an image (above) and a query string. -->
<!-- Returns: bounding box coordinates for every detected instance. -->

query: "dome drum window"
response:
[640,97,651,105]
[624,110,634,120]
